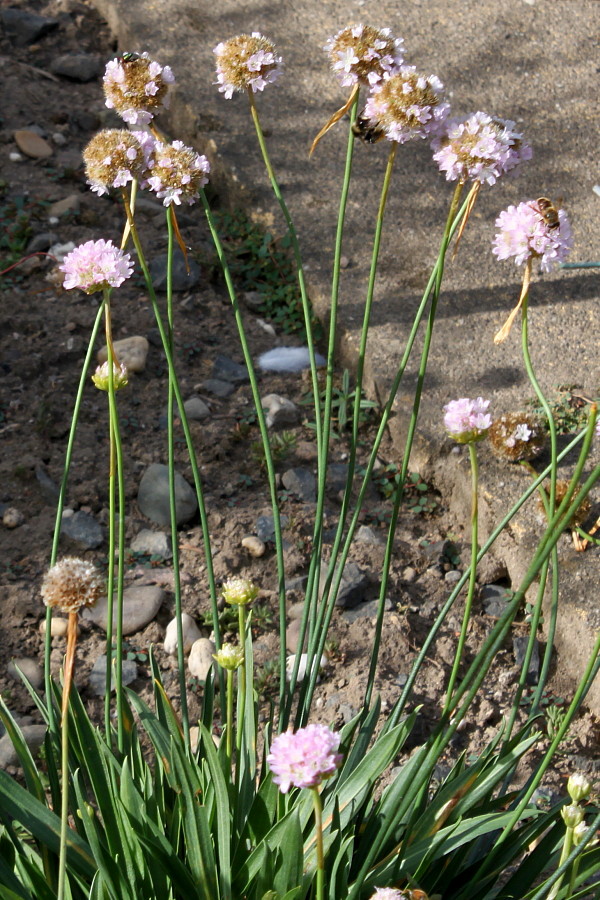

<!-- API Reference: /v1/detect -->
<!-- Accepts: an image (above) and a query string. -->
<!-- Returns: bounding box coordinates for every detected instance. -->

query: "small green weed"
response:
[251,430,297,468]
[214,209,322,342]
[372,464,439,514]
[303,369,378,439]
[0,194,47,283]
[528,384,593,434]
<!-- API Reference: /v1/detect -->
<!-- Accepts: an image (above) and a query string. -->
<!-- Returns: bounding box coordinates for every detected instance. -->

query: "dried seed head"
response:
[91,361,129,392]
[364,66,450,143]
[103,52,175,125]
[214,33,283,99]
[538,479,592,526]
[83,129,151,196]
[489,412,546,462]
[146,139,210,206]
[41,557,104,615]
[324,24,404,87]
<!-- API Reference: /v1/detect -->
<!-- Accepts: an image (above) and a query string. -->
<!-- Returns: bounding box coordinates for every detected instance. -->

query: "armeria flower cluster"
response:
[146,139,210,206]
[83,129,153,196]
[363,67,450,143]
[492,199,573,272]
[324,24,404,87]
[60,239,134,294]
[267,724,342,792]
[214,32,283,98]
[103,51,175,125]
[443,397,492,444]
[432,112,532,185]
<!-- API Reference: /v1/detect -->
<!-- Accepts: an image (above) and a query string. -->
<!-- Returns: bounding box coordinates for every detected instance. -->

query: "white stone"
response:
[0,725,47,769]
[261,393,300,428]
[285,653,328,684]
[241,535,266,557]
[164,613,202,656]
[188,638,216,683]
[97,336,149,373]
[39,617,69,637]
[3,507,24,528]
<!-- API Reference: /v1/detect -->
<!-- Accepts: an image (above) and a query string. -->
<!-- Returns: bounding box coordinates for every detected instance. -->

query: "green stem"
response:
[549,825,575,900]
[226,668,234,761]
[57,611,77,900]
[362,180,464,711]
[284,97,359,729]
[199,190,286,708]
[312,787,325,900]
[445,440,479,708]
[120,193,224,701]
[165,210,189,747]
[236,604,247,753]
[44,304,105,732]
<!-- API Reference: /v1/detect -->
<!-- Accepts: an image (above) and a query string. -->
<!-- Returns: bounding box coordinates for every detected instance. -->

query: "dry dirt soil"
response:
[0,0,599,797]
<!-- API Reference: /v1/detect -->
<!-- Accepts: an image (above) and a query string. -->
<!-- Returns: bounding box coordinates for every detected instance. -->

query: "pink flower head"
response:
[60,240,134,294]
[595,420,600,440]
[214,33,283,99]
[364,67,450,143]
[324,24,404,87]
[267,724,342,792]
[145,139,210,206]
[443,397,492,444]
[432,112,532,185]
[492,199,573,272]
[370,890,408,900]
[103,52,175,125]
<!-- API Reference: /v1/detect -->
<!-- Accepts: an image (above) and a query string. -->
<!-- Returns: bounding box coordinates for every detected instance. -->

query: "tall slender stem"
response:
[226,669,234,761]
[236,604,247,753]
[445,441,479,708]
[165,210,189,746]
[57,610,78,900]
[312,787,325,900]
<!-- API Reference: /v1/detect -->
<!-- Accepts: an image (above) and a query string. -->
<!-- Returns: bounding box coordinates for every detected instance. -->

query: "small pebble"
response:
[3,507,24,528]
[97,336,149,373]
[9,151,23,162]
[241,535,266,557]
[188,638,216,683]
[13,129,53,159]
[39,617,69,637]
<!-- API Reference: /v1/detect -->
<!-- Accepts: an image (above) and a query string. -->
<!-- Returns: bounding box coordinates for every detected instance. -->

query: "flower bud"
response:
[91,361,129,392]
[489,412,546,462]
[222,577,259,606]
[214,644,244,670]
[568,773,592,803]
[561,803,584,829]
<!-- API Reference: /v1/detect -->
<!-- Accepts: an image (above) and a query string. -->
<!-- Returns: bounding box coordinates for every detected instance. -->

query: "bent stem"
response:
[57,610,79,900]
[444,440,479,710]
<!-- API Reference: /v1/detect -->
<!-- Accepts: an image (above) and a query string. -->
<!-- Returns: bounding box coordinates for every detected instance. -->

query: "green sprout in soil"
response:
[214,208,322,342]
[251,429,297,468]
[303,368,378,440]
[528,384,596,434]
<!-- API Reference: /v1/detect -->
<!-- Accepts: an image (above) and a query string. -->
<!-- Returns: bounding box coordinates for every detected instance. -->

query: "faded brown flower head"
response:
[489,412,546,462]
[83,129,150,196]
[41,557,104,614]
[103,52,175,125]
[214,33,283,98]
[324,24,404,87]
[538,479,591,526]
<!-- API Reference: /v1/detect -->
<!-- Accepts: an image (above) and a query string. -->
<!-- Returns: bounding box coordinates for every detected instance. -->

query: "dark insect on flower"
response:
[351,111,385,144]
[120,51,140,63]
[532,197,561,229]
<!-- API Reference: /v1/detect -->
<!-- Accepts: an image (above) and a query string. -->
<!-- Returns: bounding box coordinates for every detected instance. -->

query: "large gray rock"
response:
[85,584,165,635]
[0,725,47,769]
[137,463,197,526]
[60,510,103,549]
